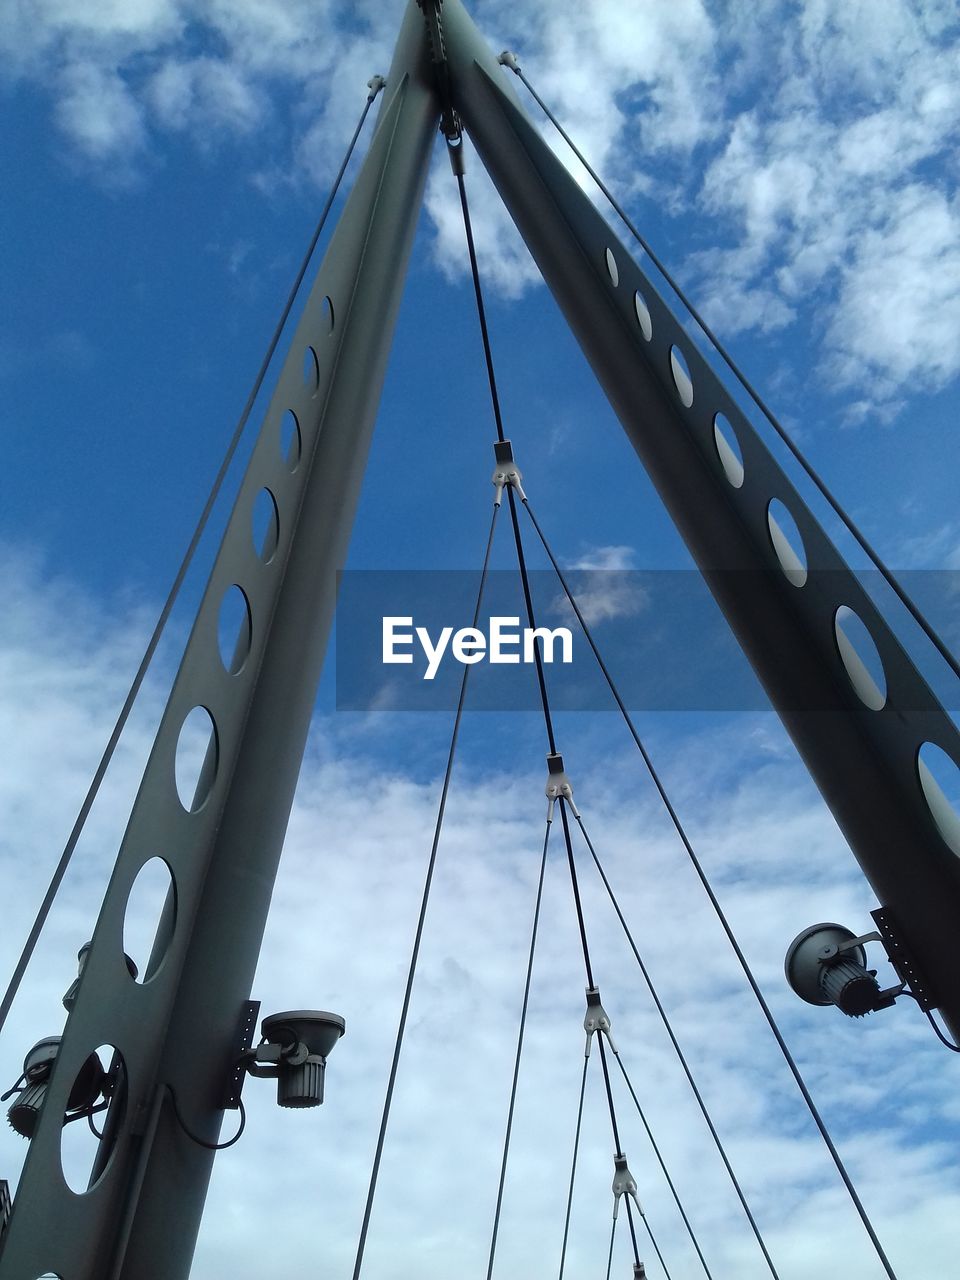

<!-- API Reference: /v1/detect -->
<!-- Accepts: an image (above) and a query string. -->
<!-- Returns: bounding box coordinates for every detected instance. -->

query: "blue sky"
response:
[2,1,960,1277]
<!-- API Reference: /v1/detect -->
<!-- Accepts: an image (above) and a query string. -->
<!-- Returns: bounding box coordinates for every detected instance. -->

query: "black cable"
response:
[167,1088,246,1151]
[575,810,781,1280]
[557,1055,590,1280]
[613,1053,713,1280]
[457,159,672,1280]
[605,1214,618,1280]
[351,503,500,1280]
[455,161,558,752]
[486,814,552,1280]
[507,62,960,686]
[559,798,594,989]
[630,1196,671,1280]
[926,1010,960,1052]
[0,85,383,1042]
[455,167,506,446]
[524,497,898,1280]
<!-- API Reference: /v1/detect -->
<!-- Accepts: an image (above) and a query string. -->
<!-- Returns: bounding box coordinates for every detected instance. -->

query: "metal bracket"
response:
[222,1001,261,1109]
[872,907,938,1012]
[492,439,526,505]
[545,752,578,818]
[366,74,387,102]
[584,986,617,1057]
[416,0,461,139]
[497,50,521,74]
[611,1153,642,1220]
[633,1265,647,1280]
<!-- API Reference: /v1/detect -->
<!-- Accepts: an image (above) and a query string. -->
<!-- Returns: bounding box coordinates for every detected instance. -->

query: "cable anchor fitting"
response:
[633,1264,648,1279]
[584,985,617,1057]
[498,50,521,74]
[612,1153,643,1220]
[492,440,526,505]
[366,75,387,102]
[545,751,578,819]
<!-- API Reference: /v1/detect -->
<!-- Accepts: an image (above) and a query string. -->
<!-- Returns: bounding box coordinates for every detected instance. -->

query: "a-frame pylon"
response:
[2,2,959,1277]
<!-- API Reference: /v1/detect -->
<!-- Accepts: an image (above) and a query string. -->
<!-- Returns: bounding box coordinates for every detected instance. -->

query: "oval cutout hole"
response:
[669,345,694,407]
[634,290,652,341]
[252,488,280,563]
[123,858,176,983]
[834,606,886,710]
[61,1045,125,1194]
[218,584,252,675]
[303,346,319,392]
[713,413,744,488]
[322,295,335,334]
[767,499,808,587]
[604,246,619,287]
[918,742,960,857]
[175,706,218,812]
[280,409,301,469]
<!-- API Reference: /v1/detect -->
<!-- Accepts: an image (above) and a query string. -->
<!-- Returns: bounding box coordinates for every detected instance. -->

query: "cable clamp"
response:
[545,751,578,819]
[633,1265,647,1279]
[612,1153,643,1220]
[366,75,387,102]
[584,985,617,1057]
[498,50,521,74]
[492,440,526,505]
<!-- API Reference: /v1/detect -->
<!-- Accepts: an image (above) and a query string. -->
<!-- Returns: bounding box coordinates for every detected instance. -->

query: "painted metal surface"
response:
[0,7,438,1277]
[440,0,960,1037]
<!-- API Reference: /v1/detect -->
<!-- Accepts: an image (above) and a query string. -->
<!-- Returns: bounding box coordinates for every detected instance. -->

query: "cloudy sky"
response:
[2,1,960,1277]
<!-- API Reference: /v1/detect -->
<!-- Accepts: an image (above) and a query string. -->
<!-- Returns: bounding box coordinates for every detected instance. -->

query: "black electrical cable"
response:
[0,84,384,1043]
[351,503,501,1280]
[613,1052,713,1280]
[523,497,898,1280]
[486,815,552,1280]
[574,810,781,1280]
[926,1010,960,1053]
[167,1088,246,1151]
[505,60,960,686]
[558,1055,590,1280]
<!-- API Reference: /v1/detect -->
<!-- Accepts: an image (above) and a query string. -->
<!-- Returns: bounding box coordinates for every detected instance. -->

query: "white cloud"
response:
[1,546,959,1276]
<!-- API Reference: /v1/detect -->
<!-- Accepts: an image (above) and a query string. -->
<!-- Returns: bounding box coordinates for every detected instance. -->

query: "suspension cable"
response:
[0,82,385,1042]
[351,502,501,1280]
[604,1214,618,1280]
[486,813,552,1280]
[457,150,683,1280]
[503,58,960,686]
[557,1055,590,1280]
[574,810,781,1280]
[612,1051,713,1280]
[523,495,899,1280]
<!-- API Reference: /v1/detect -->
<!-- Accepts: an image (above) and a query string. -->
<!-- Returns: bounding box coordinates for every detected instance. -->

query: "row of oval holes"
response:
[605,244,960,858]
[58,301,341,1204]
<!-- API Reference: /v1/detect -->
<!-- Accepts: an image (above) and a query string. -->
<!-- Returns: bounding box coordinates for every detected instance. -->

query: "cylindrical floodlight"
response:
[784,923,881,1017]
[6,1038,106,1139]
[260,1011,345,1109]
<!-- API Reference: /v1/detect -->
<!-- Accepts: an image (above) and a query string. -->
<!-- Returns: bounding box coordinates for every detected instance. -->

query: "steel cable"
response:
[557,1055,590,1280]
[485,814,552,1280]
[505,60,960,685]
[574,811,780,1280]
[523,495,899,1280]
[457,153,680,1280]
[351,502,501,1280]
[0,83,384,1041]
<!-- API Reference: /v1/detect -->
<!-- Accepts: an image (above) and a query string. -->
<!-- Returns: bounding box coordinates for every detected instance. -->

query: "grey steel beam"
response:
[0,7,438,1278]
[440,0,960,1036]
